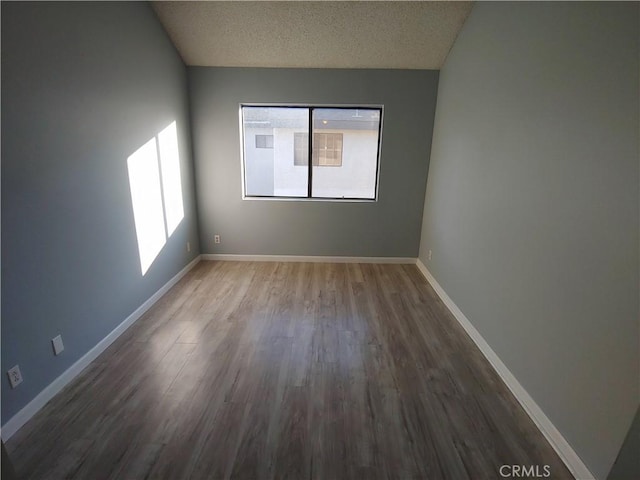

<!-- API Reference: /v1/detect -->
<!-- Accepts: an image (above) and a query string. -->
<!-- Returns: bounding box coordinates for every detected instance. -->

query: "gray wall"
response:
[607,406,640,480]
[418,2,639,479]
[1,2,200,423]
[189,68,437,257]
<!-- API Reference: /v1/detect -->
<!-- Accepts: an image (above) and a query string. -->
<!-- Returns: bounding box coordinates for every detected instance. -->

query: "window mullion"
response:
[307,108,313,198]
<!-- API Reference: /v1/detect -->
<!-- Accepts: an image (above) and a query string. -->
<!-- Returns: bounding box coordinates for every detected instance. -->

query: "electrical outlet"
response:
[187,241,191,252]
[7,365,23,389]
[52,334,65,355]
[214,235,221,244]
[428,250,432,260]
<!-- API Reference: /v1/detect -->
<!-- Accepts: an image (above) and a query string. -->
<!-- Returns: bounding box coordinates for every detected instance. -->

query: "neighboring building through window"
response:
[241,105,382,200]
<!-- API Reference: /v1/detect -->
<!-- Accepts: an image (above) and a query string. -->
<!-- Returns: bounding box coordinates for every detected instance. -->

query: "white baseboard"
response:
[1,256,201,440]
[201,254,415,264]
[414,259,594,480]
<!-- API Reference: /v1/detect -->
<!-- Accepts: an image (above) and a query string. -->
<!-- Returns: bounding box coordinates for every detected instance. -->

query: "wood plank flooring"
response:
[6,261,574,479]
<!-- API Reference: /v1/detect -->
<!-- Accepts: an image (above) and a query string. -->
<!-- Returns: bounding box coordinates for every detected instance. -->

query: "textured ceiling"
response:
[151,1,473,69]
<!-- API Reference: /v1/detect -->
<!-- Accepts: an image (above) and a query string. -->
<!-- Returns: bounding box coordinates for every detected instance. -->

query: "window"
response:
[313,132,343,166]
[241,105,382,200]
[255,134,273,149]
[294,132,343,167]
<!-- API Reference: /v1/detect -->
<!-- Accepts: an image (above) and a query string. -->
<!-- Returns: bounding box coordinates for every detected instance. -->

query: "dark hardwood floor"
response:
[6,261,574,479]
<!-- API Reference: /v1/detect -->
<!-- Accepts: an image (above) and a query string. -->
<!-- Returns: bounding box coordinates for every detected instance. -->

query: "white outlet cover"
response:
[7,365,23,388]
[52,334,65,355]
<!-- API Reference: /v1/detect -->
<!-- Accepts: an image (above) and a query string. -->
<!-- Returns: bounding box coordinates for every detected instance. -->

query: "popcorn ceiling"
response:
[151,1,473,69]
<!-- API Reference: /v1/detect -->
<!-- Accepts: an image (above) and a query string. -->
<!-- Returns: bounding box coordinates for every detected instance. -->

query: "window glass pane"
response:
[312,108,380,199]
[243,107,308,197]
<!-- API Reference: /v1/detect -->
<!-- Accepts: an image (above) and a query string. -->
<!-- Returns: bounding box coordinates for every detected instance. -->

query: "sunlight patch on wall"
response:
[127,121,184,275]
[158,122,184,236]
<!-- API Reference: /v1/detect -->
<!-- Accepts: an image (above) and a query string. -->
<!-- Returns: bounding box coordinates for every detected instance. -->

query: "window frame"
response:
[239,104,384,202]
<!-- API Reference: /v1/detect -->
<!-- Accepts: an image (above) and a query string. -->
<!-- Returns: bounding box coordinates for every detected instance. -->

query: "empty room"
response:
[1,1,638,479]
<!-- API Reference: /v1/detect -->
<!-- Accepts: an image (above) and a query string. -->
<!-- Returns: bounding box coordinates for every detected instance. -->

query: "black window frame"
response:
[240,104,383,201]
